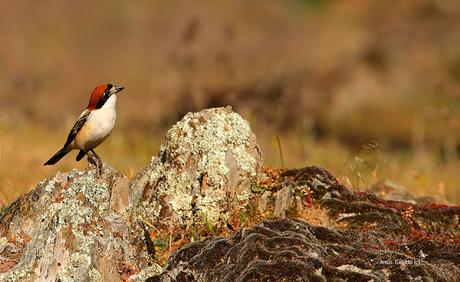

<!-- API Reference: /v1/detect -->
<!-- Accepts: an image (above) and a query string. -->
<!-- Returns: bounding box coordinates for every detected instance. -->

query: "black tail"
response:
[44,147,71,165]
[76,150,87,162]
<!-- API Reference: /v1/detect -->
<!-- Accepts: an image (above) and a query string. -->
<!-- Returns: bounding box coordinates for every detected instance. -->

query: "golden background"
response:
[0,0,459,206]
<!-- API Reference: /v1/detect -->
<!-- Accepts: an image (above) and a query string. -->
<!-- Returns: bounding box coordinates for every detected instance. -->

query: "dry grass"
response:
[0,0,459,206]
[256,129,460,203]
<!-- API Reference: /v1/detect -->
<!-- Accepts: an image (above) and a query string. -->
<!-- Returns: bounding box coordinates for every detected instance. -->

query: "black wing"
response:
[63,110,90,148]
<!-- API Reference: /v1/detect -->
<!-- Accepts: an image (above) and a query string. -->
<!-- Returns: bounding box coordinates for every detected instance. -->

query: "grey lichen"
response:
[128,264,163,282]
[70,252,92,268]
[89,268,102,282]
[0,266,32,282]
[0,237,7,253]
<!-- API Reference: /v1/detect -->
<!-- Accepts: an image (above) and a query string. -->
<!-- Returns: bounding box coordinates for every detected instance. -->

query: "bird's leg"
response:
[86,150,98,169]
[90,149,103,176]
[86,150,101,176]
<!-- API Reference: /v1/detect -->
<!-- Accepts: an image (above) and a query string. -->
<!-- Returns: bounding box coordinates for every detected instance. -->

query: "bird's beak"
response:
[114,85,125,94]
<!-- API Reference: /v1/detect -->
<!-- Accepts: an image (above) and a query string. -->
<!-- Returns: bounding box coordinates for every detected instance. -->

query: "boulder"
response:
[0,167,151,282]
[130,106,263,229]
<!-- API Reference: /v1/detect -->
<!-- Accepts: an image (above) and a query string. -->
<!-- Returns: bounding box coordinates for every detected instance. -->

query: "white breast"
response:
[77,94,117,149]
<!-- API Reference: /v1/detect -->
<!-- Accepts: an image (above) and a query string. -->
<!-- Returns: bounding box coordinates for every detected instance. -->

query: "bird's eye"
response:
[103,91,110,97]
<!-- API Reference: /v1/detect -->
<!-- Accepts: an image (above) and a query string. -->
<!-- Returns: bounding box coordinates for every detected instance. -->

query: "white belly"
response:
[74,95,117,150]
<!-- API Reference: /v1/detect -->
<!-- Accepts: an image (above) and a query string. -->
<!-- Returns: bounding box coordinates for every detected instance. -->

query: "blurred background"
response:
[0,0,459,206]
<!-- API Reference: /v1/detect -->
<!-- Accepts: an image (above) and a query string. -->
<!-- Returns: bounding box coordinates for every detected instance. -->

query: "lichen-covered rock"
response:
[0,166,153,282]
[255,167,460,238]
[150,218,460,282]
[131,107,263,228]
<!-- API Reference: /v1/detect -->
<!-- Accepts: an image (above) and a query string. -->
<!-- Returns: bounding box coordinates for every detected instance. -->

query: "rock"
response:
[0,166,152,282]
[369,179,440,205]
[150,166,460,281]
[254,166,460,237]
[273,185,292,217]
[151,218,460,282]
[131,106,263,229]
[128,265,163,282]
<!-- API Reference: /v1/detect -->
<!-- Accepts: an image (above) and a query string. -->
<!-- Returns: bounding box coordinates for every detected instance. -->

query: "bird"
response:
[44,83,124,175]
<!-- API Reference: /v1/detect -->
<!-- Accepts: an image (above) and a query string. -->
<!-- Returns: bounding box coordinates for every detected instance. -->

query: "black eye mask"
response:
[96,85,113,109]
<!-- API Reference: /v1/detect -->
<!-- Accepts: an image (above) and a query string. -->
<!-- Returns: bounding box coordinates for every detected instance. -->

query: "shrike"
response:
[44,83,124,175]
